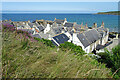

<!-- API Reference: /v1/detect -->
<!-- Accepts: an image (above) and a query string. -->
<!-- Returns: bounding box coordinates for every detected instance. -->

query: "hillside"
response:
[2,23,112,78]
[97,11,120,15]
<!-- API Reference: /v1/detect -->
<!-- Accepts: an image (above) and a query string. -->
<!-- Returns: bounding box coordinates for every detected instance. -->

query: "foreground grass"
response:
[0,31,2,78]
[2,30,112,78]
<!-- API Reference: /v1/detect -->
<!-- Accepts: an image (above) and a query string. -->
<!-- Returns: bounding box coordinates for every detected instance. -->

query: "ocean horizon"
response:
[2,13,119,32]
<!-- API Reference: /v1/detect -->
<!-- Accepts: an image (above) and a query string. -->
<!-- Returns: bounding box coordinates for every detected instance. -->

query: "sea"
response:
[2,13,119,32]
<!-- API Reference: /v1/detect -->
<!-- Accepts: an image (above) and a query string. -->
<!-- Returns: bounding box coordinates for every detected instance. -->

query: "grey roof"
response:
[53,33,69,45]
[2,21,12,26]
[64,22,74,27]
[96,27,108,37]
[77,29,101,48]
[84,29,101,44]
[32,34,41,39]
[55,19,64,24]
[37,25,44,31]
[53,27,65,34]
[28,23,35,28]
[39,32,49,39]
[77,33,90,48]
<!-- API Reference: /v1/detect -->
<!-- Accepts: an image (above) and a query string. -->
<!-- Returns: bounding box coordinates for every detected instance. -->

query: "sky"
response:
[2,2,118,13]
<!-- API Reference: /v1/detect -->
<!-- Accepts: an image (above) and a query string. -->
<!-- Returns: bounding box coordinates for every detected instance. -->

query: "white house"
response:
[44,23,51,34]
[72,29,101,53]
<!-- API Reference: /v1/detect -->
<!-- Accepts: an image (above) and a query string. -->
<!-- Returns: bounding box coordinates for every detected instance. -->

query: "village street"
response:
[97,38,120,53]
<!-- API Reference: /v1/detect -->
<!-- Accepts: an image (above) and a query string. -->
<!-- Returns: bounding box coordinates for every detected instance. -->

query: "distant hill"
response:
[96,11,120,15]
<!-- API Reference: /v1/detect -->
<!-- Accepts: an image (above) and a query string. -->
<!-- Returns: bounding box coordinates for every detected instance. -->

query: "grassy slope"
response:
[97,11,120,15]
[0,30,2,78]
[2,30,112,78]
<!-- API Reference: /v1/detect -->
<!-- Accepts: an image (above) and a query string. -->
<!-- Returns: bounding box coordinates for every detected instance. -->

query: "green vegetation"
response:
[2,24,112,78]
[97,45,120,78]
[0,28,2,78]
[97,11,120,15]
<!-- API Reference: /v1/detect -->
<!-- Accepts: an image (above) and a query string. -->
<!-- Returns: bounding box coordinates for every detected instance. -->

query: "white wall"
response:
[72,33,85,51]
[64,32,72,42]
[44,24,50,34]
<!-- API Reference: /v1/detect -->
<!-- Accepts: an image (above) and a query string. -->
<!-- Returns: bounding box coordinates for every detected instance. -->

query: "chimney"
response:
[81,22,83,29]
[65,18,67,21]
[28,20,30,23]
[55,18,56,21]
[85,23,88,28]
[62,27,65,33]
[101,21,104,28]
[9,19,11,21]
[73,24,76,33]
[93,23,97,28]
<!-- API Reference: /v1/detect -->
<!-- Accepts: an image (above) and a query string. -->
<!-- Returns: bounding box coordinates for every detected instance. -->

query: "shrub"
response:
[97,45,120,78]
[34,37,55,48]
[59,42,85,55]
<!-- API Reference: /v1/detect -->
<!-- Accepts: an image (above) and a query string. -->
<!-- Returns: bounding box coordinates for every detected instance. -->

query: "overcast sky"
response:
[2,2,118,13]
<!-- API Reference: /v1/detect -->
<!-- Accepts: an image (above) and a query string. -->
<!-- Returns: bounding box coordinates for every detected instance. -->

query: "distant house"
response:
[51,33,70,46]
[64,22,74,28]
[96,27,109,45]
[37,25,45,32]
[44,23,51,34]
[38,32,50,39]
[53,18,67,27]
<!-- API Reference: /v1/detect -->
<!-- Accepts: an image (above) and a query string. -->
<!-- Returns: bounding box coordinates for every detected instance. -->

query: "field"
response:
[2,24,112,78]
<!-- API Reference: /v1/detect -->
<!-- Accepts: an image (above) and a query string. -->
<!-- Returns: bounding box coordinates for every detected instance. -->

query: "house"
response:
[44,23,51,34]
[96,26,109,45]
[72,29,101,53]
[53,18,67,27]
[38,32,50,39]
[51,33,70,46]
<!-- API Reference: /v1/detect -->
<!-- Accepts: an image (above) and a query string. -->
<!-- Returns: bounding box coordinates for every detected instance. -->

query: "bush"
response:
[34,37,55,48]
[97,45,120,78]
[59,42,85,55]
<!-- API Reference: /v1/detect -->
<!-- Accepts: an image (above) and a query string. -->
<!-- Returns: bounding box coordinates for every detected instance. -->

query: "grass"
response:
[0,31,2,78]
[2,24,112,78]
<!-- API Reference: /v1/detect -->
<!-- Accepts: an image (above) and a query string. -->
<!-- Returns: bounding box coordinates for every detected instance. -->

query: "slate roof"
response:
[84,29,101,44]
[53,27,65,34]
[32,34,41,39]
[96,27,108,37]
[37,25,44,31]
[64,22,74,27]
[28,23,35,28]
[77,29,101,48]
[54,19,64,24]
[39,32,49,39]
[53,33,69,45]
[77,33,90,48]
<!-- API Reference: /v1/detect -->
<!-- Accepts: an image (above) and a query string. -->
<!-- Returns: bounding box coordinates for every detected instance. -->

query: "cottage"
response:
[53,18,67,27]
[72,29,101,53]
[96,27,109,45]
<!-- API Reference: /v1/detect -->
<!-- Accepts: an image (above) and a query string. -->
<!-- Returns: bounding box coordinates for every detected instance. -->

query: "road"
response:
[97,38,120,53]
